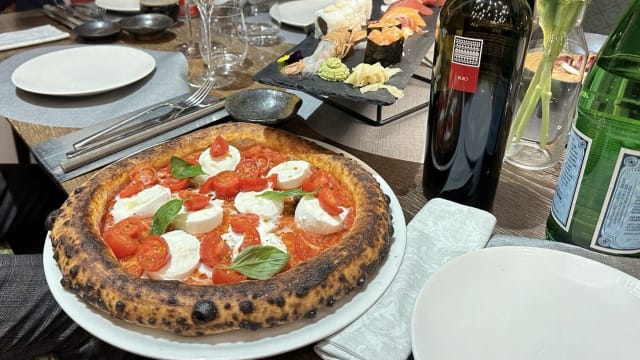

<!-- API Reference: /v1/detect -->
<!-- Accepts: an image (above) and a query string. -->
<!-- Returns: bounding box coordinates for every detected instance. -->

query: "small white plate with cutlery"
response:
[11,45,155,96]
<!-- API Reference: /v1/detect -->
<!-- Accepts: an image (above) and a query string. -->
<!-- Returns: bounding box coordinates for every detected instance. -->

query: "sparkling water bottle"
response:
[546,0,640,256]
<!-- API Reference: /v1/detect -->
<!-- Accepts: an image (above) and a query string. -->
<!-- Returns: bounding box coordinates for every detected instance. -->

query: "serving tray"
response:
[254,3,439,106]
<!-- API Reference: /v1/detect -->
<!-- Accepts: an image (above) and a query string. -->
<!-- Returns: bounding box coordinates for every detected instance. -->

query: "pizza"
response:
[50,122,392,336]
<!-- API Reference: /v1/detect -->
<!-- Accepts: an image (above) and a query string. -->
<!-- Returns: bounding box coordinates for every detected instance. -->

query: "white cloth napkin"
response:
[0,25,70,52]
[314,198,497,360]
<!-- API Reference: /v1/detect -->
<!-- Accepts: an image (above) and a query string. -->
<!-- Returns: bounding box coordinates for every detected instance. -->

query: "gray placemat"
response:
[32,95,229,183]
[487,235,640,279]
[0,44,189,128]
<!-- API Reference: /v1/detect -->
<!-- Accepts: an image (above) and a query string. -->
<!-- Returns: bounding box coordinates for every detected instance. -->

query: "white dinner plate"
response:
[43,147,407,359]
[95,0,140,12]
[272,0,335,28]
[11,46,155,96]
[411,246,640,360]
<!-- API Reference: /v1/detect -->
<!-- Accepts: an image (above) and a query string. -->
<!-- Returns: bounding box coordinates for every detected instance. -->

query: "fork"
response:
[73,78,215,149]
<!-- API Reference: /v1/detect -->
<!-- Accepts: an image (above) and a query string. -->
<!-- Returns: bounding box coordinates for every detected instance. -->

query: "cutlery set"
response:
[63,79,221,173]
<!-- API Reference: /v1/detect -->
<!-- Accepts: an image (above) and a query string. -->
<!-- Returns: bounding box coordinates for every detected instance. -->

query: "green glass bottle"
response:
[546,0,640,256]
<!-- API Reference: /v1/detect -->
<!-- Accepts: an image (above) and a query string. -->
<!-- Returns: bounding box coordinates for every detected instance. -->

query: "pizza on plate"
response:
[50,122,392,336]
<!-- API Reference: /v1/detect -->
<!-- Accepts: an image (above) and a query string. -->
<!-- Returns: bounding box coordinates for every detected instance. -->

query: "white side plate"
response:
[272,0,335,28]
[11,46,155,96]
[95,0,140,12]
[411,246,640,360]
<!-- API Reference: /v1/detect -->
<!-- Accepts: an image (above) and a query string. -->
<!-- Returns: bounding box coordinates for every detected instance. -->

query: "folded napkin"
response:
[487,235,640,279]
[0,25,70,52]
[315,198,496,360]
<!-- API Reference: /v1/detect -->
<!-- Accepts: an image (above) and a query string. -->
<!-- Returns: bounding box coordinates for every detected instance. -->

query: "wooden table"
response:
[1,8,562,359]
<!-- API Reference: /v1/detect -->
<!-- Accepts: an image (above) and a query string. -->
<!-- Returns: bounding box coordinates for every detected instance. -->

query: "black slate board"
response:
[253,4,439,106]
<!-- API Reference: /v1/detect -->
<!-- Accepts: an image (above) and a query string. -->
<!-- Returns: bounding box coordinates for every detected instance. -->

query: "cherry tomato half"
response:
[104,227,139,259]
[119,181,144,198]
[137,235,170,272]
[317,187,343,216]
[160,177,190,192]
[130,166,158,187]
[302,170,336,192]
[230,213,260,233]
[200,232,231,267]
[210,170,240,199]
[239,227,261,252]
[212,268,247,284]
[209,135,229,157]
[183,194,210,211]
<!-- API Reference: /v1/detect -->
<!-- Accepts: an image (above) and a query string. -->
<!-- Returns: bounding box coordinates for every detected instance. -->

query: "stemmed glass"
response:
[176,0,200,58]
[190,3,248,88]
[192,0,217,84]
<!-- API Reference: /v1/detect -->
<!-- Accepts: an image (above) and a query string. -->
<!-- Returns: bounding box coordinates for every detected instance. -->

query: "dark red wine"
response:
[422,0,532,211]
[141,0,180,22]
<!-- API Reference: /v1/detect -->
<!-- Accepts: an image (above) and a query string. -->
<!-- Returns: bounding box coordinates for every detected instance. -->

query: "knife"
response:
[60,99,226,173]
[42,5,84,29]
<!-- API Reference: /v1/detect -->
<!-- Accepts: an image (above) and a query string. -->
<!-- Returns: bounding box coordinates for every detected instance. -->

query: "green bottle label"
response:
[591,149,640,254]
[551,126,592,230]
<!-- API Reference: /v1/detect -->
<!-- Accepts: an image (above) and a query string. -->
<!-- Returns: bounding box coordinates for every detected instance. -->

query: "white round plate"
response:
[272,0,335,28]
[411,246,640,360]
[43,150,406,359]
[95,0,140,12]
[11,46,155,96]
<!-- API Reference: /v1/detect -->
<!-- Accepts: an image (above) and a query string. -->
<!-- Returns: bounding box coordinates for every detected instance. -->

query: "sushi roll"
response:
[363,20,405,67]
[314,0,373,38]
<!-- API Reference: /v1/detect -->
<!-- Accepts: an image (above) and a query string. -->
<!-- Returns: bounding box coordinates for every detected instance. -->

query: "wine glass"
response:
[176,0,201,58]
[192,0,217,84]
[190,4,248,88]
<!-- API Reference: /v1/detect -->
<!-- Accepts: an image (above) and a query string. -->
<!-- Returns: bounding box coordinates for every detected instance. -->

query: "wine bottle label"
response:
[448,35,483,93]
[551,126,592,230]
[591,149,640,254]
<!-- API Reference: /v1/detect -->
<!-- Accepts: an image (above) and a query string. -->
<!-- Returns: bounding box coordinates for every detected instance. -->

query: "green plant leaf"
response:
[221,246,291,280]
[170,156,206,179]
[150,199,184,235]
[257,189,316,200]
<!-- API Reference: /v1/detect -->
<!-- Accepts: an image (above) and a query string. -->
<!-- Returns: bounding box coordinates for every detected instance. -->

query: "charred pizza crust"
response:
[50,122,392,336]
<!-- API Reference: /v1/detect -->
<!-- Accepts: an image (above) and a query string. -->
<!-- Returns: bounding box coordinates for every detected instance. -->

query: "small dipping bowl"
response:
[120,13,174,37]
[225,88,302,125]
[74,20,121,39]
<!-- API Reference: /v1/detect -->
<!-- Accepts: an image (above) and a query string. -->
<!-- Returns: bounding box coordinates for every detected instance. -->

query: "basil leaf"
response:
[257,189,316,200]
[150,199,184,235]
[222,245,291,280]
[170,156,206,179]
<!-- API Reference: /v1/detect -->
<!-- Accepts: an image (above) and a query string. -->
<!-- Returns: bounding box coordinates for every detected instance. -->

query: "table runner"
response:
[0,44,189,128]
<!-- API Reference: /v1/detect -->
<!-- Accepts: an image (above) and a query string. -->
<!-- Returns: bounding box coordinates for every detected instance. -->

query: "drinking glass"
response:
[241,0,281,46]
[191,0,217,84]
[190,4,248,88]
[176,0,200,57]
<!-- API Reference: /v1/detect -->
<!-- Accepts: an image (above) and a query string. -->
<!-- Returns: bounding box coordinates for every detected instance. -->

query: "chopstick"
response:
[60,99,226,173]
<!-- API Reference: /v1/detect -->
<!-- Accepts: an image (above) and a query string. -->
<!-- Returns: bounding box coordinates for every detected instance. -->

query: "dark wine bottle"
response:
[422,0,532,211]
[141,0,180,22]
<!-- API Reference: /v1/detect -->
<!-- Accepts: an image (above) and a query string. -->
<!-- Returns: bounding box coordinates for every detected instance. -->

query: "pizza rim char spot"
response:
[50,122,393,336]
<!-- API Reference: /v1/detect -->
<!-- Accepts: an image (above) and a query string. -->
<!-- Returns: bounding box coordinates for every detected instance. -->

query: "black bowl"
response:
[225,88,303,125]
[120,13,174,37]
[74,20,121,39]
